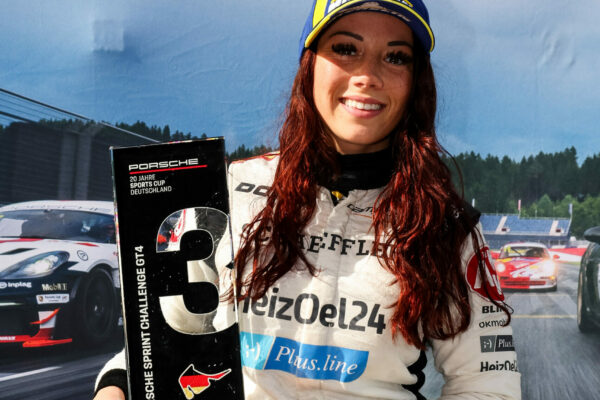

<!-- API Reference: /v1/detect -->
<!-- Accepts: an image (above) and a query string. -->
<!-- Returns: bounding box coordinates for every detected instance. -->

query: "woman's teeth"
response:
[343,99,382,111]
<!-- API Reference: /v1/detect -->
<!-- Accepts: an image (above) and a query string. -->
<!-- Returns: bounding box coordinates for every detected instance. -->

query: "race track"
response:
[422,262,600,399]
[0,334,123,400]
[1,263,599,399]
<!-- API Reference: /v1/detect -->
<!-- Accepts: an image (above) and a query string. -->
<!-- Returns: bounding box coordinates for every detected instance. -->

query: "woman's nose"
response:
[350,57,384,89]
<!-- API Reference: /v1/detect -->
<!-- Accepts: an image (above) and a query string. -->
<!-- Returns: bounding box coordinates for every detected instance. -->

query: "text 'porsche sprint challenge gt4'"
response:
[494,242,559,291]
[0,201,120,347]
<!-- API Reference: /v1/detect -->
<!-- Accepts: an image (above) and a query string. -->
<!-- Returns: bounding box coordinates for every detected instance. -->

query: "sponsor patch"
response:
[41,283,68,291]
[234,182,269,197]
[0,281,32,289]
[480,359,518,372]
[240,332,368,382]
[466,246,504,301]
[482,305,503,314]
[347,203,373,215]
[478,318,507,329]
[480,335,515,353]
[241,289,387,335]
[36,294,69,304]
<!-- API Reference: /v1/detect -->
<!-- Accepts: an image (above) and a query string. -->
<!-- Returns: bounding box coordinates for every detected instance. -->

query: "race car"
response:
[577,226,600,333]
[494,242,558,291]
[0,200,120,347]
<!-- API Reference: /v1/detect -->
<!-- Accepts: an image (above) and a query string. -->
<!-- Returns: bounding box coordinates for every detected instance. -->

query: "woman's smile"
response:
[340,97,385,115]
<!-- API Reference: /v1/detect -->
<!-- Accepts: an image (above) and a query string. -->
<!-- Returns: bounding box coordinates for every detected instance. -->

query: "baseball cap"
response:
[299,0,435,58]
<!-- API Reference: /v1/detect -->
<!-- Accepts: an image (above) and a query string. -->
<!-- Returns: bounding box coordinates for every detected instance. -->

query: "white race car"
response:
[0,200,120,347]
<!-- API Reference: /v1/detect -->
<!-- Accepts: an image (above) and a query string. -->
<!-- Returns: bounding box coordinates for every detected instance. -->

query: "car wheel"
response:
[577,265,595,333]
[74,268,117,344]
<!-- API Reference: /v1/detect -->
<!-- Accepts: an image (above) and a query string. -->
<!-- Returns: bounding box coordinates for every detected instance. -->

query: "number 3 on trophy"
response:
[156,207,235,335]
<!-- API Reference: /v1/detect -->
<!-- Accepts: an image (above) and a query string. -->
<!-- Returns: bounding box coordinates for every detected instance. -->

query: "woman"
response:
[95,1,521,399]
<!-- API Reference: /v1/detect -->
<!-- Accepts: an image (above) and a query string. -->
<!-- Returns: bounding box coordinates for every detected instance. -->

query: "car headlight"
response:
[0,252,69,278]
[496,263,506,273]
[539,260,556,275]
[527,260,555,278]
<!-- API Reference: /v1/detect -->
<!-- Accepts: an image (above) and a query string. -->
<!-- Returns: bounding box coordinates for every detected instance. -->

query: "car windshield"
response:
[0,209,115,244]
[500,245,549,259]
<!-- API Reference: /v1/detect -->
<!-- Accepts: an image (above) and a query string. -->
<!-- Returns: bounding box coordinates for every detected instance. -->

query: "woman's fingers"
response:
[93,386,125,400]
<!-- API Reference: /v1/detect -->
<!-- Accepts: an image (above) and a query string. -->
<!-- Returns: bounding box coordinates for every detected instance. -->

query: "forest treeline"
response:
[115,121,203,142]
[118,121,599,237]
[113,121,275,161]
[24,120,597,237]
[443,147,600,237]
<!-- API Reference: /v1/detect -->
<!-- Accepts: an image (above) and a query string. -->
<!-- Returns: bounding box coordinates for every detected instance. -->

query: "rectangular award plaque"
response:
[111,138,244,400]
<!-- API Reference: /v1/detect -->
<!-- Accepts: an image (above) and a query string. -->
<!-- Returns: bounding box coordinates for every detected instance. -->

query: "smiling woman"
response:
[94,1,520,399]
[313,12,414,154]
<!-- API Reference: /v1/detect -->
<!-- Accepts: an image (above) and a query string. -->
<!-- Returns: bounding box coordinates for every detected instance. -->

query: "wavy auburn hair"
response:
[234,43,511,349]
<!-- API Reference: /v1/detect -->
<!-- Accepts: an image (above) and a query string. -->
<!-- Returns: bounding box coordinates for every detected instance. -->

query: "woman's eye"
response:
[385,51,413,66]
[331,43,357,56]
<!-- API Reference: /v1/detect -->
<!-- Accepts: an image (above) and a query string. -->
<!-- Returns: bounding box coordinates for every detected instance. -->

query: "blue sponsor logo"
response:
[240,331,368,382]
[240,332,274,369]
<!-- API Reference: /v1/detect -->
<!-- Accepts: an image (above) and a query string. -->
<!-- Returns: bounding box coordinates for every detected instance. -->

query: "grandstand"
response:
[480,213,571,249]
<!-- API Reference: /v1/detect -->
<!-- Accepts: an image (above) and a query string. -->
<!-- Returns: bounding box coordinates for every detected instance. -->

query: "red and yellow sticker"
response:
[466,246,504,302]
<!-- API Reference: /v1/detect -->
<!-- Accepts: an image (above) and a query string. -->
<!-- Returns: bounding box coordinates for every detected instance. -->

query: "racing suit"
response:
[96,149,521,399]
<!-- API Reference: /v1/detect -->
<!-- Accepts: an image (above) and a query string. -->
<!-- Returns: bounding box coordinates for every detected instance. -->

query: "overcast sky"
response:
[1,0,599,161]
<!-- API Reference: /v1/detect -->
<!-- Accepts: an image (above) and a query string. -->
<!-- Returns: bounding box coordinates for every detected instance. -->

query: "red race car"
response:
[495,242,558,291]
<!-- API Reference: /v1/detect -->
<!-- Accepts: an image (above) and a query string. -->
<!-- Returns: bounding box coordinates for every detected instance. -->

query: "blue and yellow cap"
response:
[299,0,435,58]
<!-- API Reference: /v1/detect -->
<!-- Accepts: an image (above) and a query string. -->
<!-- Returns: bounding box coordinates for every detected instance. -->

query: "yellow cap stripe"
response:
[305,0,434,52]
[312,0,329,28]
[385,0,435,51]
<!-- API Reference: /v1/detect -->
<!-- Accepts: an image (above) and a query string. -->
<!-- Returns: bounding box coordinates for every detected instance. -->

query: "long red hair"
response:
[234,45,511,349]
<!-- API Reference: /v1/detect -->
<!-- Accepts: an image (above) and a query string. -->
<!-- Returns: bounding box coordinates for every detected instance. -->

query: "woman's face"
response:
[313,12,414,154]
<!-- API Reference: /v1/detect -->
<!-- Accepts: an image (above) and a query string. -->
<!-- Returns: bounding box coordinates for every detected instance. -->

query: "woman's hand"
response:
[93,386,125,400]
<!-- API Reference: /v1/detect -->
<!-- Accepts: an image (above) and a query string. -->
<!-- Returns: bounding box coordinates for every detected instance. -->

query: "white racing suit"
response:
[96,153,521,399]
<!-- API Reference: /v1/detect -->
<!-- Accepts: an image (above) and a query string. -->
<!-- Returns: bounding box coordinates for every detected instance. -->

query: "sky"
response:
[1,0,599,161]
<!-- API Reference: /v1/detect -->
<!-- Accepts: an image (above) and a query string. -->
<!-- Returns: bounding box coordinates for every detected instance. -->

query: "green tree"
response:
[580,154,600,196]
[537,194,553,217]
[571,195,600,238]
[162,125,171,141]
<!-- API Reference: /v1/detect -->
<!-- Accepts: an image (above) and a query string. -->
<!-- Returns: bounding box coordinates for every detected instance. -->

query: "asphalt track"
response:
[421,262,600,399]
[1,262,598,399]
[0,333,123,400]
